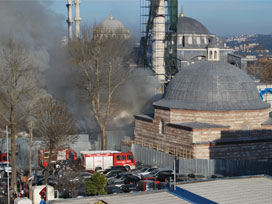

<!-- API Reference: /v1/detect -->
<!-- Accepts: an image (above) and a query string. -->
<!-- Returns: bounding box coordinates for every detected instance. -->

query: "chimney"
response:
[66,0,73,40]
[74,0,82,38]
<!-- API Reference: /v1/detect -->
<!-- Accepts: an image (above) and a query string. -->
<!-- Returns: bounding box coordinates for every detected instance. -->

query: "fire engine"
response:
[38,149,77,168]
[80,150,135,171]
[0,153,10,164]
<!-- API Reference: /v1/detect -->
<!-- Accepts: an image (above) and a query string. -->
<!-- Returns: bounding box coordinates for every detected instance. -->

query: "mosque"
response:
[133,4,272,161]
[134,54,272,161]
[65,1,272,161]
[176,9,247,72]
[93,13,130,40]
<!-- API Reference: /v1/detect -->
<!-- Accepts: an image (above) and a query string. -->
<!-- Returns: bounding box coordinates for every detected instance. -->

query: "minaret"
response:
[74,0,82,38]
[66,0,73,40]
[152,0,166,82]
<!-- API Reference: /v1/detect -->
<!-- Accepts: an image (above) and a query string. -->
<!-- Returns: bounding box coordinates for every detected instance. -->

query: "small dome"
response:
[177,16,210,35]
[154,61,270,111]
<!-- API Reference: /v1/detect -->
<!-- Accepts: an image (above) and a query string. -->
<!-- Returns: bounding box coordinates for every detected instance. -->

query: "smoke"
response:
[0,0,66,87]
[0,0,162,140]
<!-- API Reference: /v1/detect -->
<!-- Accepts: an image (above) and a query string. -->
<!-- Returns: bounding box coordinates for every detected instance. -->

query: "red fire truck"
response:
[80,150,135,171]
[0,153,10,164]
[38,149,77,168]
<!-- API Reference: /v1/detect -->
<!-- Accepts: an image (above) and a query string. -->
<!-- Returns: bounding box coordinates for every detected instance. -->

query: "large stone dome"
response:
[177,16,210,35]
[154,61,270,111]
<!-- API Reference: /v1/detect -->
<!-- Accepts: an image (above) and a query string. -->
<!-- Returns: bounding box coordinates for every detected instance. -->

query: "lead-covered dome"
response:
[98,13,125,32]
[154,61,270,111]
[177,16,210,35]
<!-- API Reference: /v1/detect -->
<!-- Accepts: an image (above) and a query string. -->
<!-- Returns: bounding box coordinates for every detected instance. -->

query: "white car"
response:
[0,163,12,173]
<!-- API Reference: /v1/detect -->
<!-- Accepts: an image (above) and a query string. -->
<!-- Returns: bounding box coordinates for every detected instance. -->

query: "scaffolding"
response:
[140,0,178,81]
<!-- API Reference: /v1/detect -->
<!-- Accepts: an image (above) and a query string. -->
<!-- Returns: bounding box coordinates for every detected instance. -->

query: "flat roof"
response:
[178,175,272,204]
[50,191,190,204]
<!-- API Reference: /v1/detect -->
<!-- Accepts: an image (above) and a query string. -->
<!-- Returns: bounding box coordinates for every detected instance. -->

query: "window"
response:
[122,155,126,161]
[179,36,183,45]
[116,155,121,161]
[159,120,165,135]
[209,50,213,59]
[188,36,192,44]
[127,155,134,162]
[214,51,218,59]
[196,37,201,45]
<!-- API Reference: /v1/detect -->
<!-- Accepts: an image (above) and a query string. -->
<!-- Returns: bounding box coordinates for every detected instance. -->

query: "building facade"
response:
[134,58,272,161]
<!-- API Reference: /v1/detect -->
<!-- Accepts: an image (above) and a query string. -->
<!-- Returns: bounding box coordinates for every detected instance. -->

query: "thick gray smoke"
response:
[0,0,65,70]
[0,0,162,141]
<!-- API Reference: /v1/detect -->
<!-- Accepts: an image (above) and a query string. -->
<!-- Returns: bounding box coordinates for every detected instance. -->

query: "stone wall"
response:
[194,141,272,161]
[170,108,270,130]
[134,106,272,161]
[135,117,194,158]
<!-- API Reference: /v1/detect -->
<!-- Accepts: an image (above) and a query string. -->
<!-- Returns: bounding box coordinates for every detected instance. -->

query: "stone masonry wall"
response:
[170,108,270,130]
[194,142,272,161]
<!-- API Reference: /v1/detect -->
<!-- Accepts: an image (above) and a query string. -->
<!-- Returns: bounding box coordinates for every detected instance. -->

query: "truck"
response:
[80,150,135,171]
[0,152,10,164]
[38,149,77,168]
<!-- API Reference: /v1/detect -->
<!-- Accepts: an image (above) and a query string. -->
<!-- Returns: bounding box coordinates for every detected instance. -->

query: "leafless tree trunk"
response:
[69,26,135,150]
[34,97,77,184]
[0,39,38,191]
[28,121,33,200]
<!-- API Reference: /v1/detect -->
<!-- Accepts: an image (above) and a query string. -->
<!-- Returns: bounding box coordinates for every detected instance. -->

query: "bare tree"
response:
[0,39,38,190]
[34,97,77,184]
[248,61,272,83]
[68,26,135,150]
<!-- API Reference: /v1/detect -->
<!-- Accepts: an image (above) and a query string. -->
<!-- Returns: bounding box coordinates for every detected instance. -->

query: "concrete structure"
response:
[152,0,166,82]
[134,58,272,161]
[94,13,130,39]
[74,0,81,38]
[66,0,73,40]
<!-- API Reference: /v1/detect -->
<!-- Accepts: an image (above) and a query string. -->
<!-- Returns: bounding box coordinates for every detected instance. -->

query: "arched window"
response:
[209,50,213,59]
[214,51,218,59]
[159,120,165,135]
[182,36,185,47]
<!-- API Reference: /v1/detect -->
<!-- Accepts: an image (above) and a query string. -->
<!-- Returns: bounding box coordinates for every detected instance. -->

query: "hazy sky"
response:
[50,0,272,37]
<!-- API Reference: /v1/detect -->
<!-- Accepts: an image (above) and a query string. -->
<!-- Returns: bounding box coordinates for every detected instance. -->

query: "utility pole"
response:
[28,121,33,200]
[6,125,10,204]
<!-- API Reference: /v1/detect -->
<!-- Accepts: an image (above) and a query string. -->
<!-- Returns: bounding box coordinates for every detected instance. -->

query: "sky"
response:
[49,0,272,37]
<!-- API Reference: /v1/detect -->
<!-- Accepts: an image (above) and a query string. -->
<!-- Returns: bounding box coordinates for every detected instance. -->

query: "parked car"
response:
[136,167,158,177]
[70,172,93,182]
[103,166,128,175]
[108,172,140,186]
[121,184,139,193]
[0,179,7,195]
[142,169,174,182]
[105,185,123,194]
[105,170,124,179]
[138,180,156,191]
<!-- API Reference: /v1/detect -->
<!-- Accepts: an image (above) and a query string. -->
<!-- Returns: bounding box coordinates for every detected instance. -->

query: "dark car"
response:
[70,172,93,182]
[156,171,174,182]
[138,180,156,191]
[121,184,139,193]
[103,166,128,175]
[105,185,123,194]
[105,170,124,178]
[0,180,7,195]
